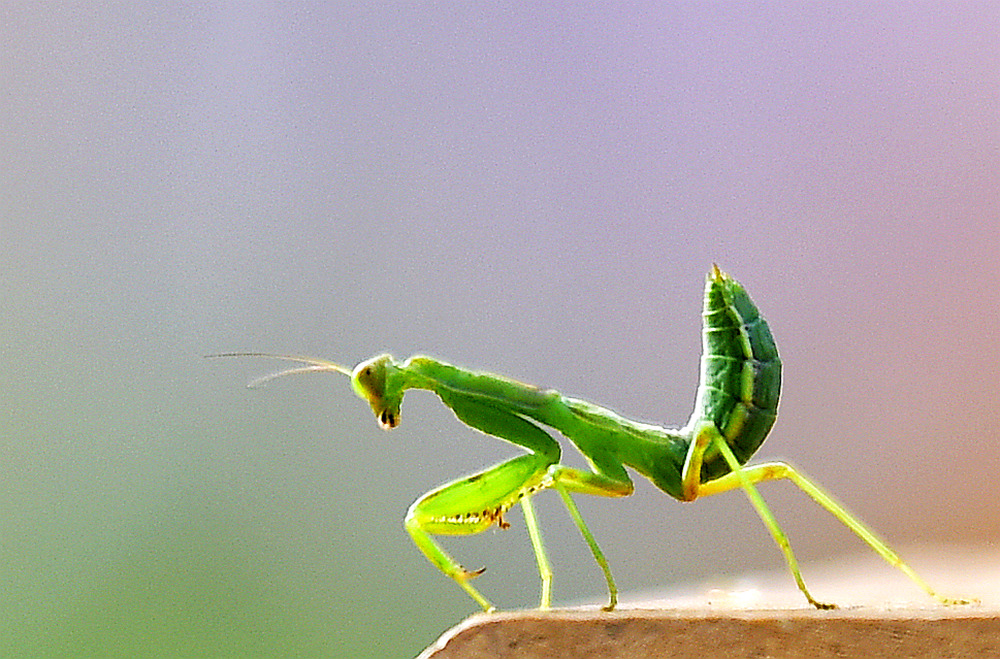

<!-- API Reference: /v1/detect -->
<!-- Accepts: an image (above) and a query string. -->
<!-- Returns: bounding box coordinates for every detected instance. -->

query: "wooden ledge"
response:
[419,545,998,659]
[419,606,998,659]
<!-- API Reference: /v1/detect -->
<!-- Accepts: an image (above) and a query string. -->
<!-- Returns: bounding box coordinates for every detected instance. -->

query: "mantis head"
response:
[349,354,404,430]
[207,351,404,430]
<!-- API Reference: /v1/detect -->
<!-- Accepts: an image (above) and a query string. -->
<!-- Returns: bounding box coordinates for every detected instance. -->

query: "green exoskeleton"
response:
[212,266,969,611]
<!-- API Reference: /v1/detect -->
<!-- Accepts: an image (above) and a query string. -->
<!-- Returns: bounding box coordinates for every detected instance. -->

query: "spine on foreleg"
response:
[688,266,782,482]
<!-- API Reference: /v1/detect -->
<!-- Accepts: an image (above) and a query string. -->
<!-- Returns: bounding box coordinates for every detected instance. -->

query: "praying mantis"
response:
[211,265,969,612]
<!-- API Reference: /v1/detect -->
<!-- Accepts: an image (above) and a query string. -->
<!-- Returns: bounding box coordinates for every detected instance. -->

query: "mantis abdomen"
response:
[688,265,782,483]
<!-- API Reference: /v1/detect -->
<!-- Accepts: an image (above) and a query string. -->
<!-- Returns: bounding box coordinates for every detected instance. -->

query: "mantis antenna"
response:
[206,352,353,388]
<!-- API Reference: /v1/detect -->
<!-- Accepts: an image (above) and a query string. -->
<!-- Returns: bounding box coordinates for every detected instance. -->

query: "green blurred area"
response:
[1,368,453,658]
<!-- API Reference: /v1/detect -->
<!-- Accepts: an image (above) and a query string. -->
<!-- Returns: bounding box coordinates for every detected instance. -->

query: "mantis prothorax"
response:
[211,265,970,612]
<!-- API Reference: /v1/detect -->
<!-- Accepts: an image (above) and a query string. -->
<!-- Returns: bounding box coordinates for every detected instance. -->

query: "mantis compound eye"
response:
[351,356,388,402]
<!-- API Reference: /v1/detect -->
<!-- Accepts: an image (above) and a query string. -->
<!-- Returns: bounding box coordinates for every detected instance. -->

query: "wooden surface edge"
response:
[418,544,999,659]
[419,606,1000,659]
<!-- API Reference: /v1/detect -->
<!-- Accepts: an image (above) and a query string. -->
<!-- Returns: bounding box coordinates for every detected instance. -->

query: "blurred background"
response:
[3,3,998,657]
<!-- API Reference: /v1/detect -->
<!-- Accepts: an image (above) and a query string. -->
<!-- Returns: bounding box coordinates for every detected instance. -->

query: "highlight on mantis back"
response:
[208,265,973,612]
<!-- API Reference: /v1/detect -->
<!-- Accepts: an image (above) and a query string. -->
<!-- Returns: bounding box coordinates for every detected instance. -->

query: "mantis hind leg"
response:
[690,424,970,607]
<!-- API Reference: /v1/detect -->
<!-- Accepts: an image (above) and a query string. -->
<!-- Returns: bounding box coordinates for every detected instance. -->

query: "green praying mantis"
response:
[211,265,970,612]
